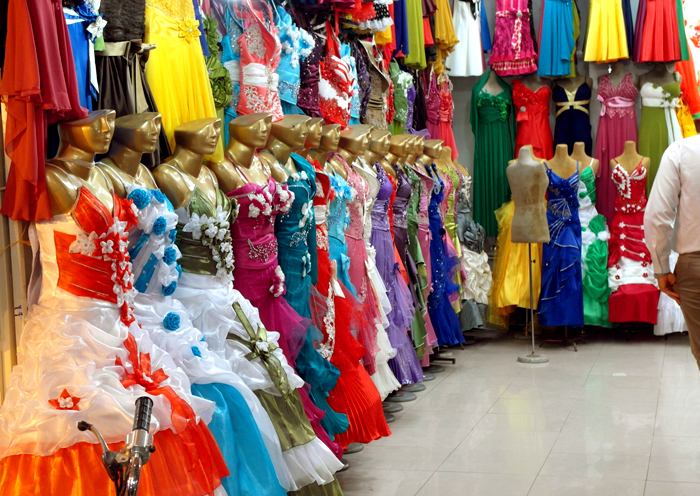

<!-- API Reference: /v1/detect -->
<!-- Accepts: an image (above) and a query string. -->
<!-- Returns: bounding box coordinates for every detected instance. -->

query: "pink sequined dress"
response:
[490,0,538,76]
[437,73,458,160]
[594,73,639,223]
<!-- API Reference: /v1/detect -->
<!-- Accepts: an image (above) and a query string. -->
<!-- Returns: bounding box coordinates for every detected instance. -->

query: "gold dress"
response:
[144,0,223,161]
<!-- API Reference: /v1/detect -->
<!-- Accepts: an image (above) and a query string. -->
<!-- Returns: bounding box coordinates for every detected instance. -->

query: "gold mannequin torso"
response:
[154,159,220,210]
[46,159,115,215]
[98,159,158,198]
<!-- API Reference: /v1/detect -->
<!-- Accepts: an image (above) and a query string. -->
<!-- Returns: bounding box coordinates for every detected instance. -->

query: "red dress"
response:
[607,161,660,324]
[638,0,681,62]
[513,79,554,160]
[0,0,87,221]
[310,163,391,450]
[437,73,459,160]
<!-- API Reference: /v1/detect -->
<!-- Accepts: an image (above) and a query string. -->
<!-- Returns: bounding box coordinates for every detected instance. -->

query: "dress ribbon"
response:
[555,99,590,117]
[227,302,293,399]
[598,95,634,116]
[643,96,683,145]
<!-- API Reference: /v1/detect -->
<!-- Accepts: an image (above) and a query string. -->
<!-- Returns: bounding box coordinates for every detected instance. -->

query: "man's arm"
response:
[644,144,682,276]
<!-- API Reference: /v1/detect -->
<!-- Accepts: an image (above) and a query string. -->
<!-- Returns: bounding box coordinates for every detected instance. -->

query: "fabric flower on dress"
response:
[179,18,201,43]
[270,265,286,297]
[49,389,81,411]
[163,312,181,331]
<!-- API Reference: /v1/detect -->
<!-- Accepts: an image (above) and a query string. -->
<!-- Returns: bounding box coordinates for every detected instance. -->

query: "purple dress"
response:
[370,164,424,384]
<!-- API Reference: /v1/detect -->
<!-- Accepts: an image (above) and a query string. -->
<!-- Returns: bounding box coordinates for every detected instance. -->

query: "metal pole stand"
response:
[518,244,549,364]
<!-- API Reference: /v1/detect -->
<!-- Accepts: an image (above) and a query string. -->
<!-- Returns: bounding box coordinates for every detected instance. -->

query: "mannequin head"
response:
[423,139,444,159]
[339,126,372,156]
[304,118,324,148]
[110,112,162,154]
[411,135,425,155]
[319,124,342,152]
[57,109,117,156]
[368,129,392,156]
[174,118,222,156]
[266,115,311,149]
[227,112,273,150]
[389,135,411,160]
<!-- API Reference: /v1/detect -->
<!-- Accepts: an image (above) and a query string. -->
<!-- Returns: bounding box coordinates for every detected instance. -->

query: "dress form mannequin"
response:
[507,145,550,243]
[259,115,311,182]
[520,73,551,92]
[483,70,503,95]
[309,124,341,170]
[329,127,371,179]
[209,113,273,192]
[416,139,444,168]
[386,135,410,170]
[153,118,222,209]
[405,135,425,166]
[366,129,394,178]
[46,109,117,216]
[547,143,579,179]
[613,140,650,174]
[570,141,600,175]
[640,63,678,88]
[297,117,324,158]
[435,147,453,173]
[98,112,162,197]
[603,60,639,88]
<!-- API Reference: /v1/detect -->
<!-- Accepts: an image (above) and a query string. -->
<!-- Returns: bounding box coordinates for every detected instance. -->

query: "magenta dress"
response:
[490,0,539,76]
[594,74,638,223]
[424,71,440,140]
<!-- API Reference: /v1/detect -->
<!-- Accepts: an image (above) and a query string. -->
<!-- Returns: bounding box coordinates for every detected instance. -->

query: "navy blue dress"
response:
[538,162,584,328]
[553,81,593,155]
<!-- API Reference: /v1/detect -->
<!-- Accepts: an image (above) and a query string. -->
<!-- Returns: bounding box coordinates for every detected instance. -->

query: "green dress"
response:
[404,165,429,357]
[470,71,515,237]
[578,165,611,328]
[389,61,413,135]
[638,79,682,196]
[404,0,426,69]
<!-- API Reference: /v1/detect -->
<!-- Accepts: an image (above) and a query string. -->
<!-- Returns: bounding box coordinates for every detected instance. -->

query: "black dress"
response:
[552,80,593,155]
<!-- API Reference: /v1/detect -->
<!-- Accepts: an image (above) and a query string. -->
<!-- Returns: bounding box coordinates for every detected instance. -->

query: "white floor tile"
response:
[416,472,535,496]
[528,475,645,496]
[539,453,650,480]
[336,469,433,496]
[644,481,700,496]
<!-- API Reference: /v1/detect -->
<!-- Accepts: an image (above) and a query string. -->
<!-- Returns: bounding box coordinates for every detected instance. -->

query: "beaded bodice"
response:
[598,74,638,119]
[327,158,354,243]
[344,158,370,241]
[612,162,648,214]
[392,166,412,230]
[544,162,581,241]
[370,162,394,231]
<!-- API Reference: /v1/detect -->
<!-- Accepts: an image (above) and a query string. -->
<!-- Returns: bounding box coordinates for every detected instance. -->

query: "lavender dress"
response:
[370,164,425,384]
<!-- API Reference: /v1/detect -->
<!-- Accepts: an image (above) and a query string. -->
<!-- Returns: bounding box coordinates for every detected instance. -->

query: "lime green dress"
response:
[470,72,515,237]
[404,0,426,69]
[578,165,611,327]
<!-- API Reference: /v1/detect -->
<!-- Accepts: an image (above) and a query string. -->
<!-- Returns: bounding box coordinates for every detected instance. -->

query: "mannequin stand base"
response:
[423,365,446,374]
[344,443,364,455]
[385,413,396,423]
[383,402,404,413]
[339,458,351,472]
[402,383,427,393]
[517,352,549,364]
[422,372,436,381]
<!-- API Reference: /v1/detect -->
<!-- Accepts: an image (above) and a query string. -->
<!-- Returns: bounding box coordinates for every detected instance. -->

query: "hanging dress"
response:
[144,0,222,160]
[537,0,575,77]
[470,72,515,237]
[607,161,660,324]
[594,74,639,223]
[577,164,612,328]
[538,162,584,328]
[490,0,539,76]
[639,0,681,63]
[122,184,287,496]
[552,79,593,155]
[423,161,466,346]
[512,80,554,160]
[275,6,316,115]
[638,79,683,195]
[310,164,392,449]
[0,187,229,496]
[633,0,648,63]
[437,73,459,158]
[584,0,629,63]
[168,175,345,494]
[447,0,485,77]
[424,70,441,140]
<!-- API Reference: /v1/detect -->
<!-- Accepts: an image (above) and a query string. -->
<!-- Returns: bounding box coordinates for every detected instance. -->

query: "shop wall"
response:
[452,0,647,174]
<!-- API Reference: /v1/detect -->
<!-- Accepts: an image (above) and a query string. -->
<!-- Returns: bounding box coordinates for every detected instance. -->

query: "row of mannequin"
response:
[0,105,482,495]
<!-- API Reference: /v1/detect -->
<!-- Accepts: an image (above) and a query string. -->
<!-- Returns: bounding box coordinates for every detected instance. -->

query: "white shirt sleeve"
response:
[644,143,682,276]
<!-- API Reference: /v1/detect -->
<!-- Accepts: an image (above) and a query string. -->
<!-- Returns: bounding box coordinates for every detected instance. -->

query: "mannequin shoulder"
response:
[45,164,80,216]
[95,161,127,198]
[208,159,245,192]
[152,163,192,209]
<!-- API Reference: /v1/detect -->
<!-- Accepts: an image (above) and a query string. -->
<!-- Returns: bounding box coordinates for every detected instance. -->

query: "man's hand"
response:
[658,273,681,305]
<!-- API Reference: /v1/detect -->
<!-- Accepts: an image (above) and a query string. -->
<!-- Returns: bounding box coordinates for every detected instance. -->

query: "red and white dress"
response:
[607,161,660,323]
[235,0,284,121]
[0,187,228,496]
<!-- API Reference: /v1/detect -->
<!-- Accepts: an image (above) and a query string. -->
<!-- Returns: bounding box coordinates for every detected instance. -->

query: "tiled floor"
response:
[337,331,700,496]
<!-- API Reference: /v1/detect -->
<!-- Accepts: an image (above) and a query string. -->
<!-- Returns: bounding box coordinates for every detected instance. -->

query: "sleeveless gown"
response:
[123,184,286,496]
[370,164,424,384]
[553,80,593,155]
[310,163,392,449]
[169,179,344,495]
[607,162,660,324]
[538,162,584,328]
[513,80,554,160]
[0,187,229,496]
[594,74,638,223]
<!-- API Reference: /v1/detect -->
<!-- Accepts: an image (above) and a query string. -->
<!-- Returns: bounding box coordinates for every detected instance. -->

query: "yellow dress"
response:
[487,200,543,327]
[433,0,459,74]
[584,0,629,63]
[144,0,223,162]
[676,98,699,138]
